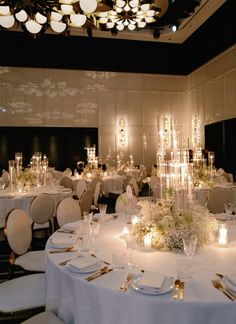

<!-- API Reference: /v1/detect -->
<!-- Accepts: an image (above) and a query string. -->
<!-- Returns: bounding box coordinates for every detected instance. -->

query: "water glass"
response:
[112,252,126,269]
[182,233,198,279]
[183,233,198,259]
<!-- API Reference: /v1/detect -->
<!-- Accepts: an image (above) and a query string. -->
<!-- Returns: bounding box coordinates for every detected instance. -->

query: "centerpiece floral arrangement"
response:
[131,199,218,252]
[16,169,37,189]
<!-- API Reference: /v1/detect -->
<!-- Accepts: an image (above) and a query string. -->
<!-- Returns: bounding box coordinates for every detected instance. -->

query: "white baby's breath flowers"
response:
[132,199,218,252]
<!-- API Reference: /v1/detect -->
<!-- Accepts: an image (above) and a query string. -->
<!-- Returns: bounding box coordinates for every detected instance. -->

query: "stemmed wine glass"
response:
[89,221,101,253]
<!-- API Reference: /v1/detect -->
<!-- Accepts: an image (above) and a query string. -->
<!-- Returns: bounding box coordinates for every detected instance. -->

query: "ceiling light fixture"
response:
[0,0,201,37]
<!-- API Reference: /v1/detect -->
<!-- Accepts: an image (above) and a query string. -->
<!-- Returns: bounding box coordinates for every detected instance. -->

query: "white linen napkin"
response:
[67,256,101,273]
[223,273,236,293]
[137,272,165,293]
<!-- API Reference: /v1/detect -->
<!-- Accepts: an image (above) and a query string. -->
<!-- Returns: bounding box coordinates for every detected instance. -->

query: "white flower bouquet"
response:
[132,199,218,252]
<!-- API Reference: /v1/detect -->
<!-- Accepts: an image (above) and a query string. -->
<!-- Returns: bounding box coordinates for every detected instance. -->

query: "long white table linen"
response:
[45,214,236,324]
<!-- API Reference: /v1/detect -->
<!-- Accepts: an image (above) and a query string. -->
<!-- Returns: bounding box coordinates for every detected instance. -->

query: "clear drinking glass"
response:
[89,221,100,253]
[182,233,198,279]
[124,234,136,268]
[183,233,198,259]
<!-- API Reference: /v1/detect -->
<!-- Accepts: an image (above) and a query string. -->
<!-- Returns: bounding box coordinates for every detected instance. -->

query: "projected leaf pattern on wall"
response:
[0,69,116,127]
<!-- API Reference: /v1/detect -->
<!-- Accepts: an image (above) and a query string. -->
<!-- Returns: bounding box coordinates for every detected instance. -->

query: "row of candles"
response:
[121,214,229,250]
[8,152,49,190]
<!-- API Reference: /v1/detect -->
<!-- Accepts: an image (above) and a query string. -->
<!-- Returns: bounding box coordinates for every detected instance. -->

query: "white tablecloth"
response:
[45,214,236,324]
[0,187,72,228]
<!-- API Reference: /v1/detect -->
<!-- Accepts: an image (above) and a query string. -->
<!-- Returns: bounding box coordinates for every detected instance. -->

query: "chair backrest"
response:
[89,177,104,195]
[79,189,94,214]
[207,187,232,213]
[60,176,73,190]
[56,197,82,227]
[30,193,55,225]
[115,192,138,213]
[5,208,32,255]
[129,178,139,197]
[93,182,101,207]
[75,179,88,200]
[1,170,9,187]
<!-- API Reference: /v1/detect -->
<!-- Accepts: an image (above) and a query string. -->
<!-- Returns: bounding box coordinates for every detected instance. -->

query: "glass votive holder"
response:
[218,222,228,246]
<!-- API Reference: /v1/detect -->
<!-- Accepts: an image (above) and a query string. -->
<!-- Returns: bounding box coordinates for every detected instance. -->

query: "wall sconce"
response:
[118,117,127,148]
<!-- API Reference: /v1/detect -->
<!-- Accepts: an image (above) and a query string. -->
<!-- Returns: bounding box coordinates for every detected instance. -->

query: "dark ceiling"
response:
[0,0,235,75]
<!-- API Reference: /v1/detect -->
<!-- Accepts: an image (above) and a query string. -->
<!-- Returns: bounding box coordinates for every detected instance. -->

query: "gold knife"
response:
[172,279,181,300]
[179,281,185,301]
[85,268,113,281]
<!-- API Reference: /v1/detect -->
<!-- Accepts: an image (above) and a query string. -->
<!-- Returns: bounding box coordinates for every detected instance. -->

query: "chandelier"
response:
[0,0,201,37]
[0,0,160,35]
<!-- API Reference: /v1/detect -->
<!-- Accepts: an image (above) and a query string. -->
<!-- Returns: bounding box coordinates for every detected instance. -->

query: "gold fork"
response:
[119,273,135,292]
[172,279,181,300]
[211,279,235,301]
[179,281,185,301]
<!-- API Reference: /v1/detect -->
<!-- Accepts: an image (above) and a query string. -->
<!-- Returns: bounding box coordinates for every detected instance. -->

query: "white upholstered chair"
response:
[56,197,82,227]
[75,178,88,200]
[5,208,45,278]
[21,310,66,324]
[0,273,46,322]
[30,193,55,236]
[79,188,94,215]
[60,176,73,190]
[207,187,232,213]
[115,191,138,213]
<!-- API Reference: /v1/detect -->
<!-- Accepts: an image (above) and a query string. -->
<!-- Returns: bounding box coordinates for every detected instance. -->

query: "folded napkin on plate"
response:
[223,273,236,293]
[67,256,101,272]
[62,221,81,231]
[50,236,78,247]
[137,272,165,293]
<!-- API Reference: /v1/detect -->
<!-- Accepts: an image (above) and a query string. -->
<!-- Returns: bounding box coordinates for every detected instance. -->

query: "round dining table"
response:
[45,213,236,324]
[0,186,72,228]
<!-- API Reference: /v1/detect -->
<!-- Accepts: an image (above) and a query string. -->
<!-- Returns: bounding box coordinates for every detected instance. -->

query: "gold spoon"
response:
[172,279,181,300]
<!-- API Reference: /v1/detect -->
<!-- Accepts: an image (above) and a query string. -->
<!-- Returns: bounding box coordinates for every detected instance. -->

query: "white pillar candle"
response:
[144,233,152,249]
[131,215,139,225]
[218,223,228,245]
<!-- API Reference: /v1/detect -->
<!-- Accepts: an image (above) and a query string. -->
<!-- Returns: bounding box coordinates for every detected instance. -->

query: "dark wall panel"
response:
[0,127,98,171]
[205,118,236,177]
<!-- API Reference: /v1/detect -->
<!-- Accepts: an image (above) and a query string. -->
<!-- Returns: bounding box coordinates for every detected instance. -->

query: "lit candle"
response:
[218,223,228,245]
[121,226,130,238]
[131,215,139,225]
[144,233,152,250]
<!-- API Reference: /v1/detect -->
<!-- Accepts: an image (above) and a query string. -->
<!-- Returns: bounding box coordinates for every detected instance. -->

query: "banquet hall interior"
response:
[0,0,236,323]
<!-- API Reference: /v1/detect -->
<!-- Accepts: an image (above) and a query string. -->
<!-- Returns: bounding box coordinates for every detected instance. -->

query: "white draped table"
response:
[0,187,72,228]
[45,214,236,324]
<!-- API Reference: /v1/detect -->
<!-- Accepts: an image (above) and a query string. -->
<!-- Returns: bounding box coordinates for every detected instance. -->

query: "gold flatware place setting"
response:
[211,273,236,301]
[172,279,185,301]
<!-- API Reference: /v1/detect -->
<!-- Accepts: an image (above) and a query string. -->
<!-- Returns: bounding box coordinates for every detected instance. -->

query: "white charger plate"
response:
[131,274,174,296]
[49,236,78,249]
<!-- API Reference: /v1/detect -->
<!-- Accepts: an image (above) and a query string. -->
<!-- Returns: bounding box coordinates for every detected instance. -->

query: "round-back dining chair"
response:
[5,208,45,279]
[79,188,94,215]
[75,178,88,200]
[56,197,82,228]
[115,191,138,213]
[30,193,55,236]
[60,176,73,190]
[207,186,233,214]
